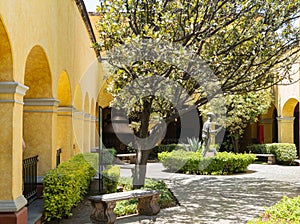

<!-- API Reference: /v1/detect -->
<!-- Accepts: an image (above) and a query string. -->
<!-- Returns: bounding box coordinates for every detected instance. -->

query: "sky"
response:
[83,0,99,12]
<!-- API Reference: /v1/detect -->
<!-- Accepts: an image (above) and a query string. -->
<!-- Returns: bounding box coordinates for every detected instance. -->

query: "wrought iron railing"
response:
[56,148,62,167]
[23,155,38,203]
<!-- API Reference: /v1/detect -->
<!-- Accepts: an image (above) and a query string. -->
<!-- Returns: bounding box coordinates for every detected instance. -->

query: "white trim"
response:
[276,116,295,121]
[0,195,27,212]
[58,106,75,112]
[24,98,60,106]
[0,99,24,105]
[0,82,29,96]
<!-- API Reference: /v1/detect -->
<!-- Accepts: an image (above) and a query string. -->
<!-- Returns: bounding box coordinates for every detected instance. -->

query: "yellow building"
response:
[0,0,108,223]
[243,63,300,157]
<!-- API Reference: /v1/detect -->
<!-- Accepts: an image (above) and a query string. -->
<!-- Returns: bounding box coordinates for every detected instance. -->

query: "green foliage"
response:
[183,137,202,152]
[103,165,120,193]
[248,196,300,224]
[158,151,256,175]
[114,178,177,217]
[43,154,96,221]
[268,143,297,164]
[247,144,272,154]
[150,144,183,159]
[247,143,297,164]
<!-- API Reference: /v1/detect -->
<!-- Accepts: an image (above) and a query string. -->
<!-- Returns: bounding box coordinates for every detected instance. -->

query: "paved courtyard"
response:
[53,163,300,224]
[116,163,300,223]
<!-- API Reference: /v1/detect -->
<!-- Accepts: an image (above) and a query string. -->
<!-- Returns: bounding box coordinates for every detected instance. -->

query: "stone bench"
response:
[116,153,136,164]
[254,154,276,165]
[89,189,161,224]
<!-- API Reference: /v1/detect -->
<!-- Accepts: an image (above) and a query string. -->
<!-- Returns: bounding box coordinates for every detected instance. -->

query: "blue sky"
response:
[84,0,99,12]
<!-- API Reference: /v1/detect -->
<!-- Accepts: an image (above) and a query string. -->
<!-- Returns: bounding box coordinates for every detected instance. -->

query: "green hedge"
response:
[103,165,120,193]
[43,154,96,221]
[158,150,256,175]
[149,144,183,159]
[268,143,297,164]
[247,143,297,165]
[248,196,300,224]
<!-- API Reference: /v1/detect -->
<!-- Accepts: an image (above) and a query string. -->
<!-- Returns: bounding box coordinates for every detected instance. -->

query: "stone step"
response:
[27,199,44,224]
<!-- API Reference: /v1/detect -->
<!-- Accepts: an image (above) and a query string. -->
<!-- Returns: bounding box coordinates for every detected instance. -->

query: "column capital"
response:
[0,82,28,96]
[276,116,295,122]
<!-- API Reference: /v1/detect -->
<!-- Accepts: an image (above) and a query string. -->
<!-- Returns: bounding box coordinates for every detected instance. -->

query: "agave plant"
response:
[183,137,202,152]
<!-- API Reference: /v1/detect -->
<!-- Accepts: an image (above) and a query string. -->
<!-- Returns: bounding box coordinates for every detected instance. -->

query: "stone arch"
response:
[0,16,13,81]
[24,45,52,98]
[23,45,56,175]
[282,98,299,117]
[261,104,278,143]
[57,70,72,106]
[57,71,73,161]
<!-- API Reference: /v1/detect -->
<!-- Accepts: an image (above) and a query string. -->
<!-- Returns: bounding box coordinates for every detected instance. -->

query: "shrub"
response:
[103,165,120,193]
[158,150,200,172]
[268,143,297,165]
[248,196,300,224]
[247,144,272,154]
[182,137,202,152]
[114,178,177,216]
[43,154,96,221]
[158,151,256,175]
[149,144,182,159]
[247,143,297,165]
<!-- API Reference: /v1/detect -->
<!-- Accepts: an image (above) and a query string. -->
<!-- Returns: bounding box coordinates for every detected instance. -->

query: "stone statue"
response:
[201,112,222,157]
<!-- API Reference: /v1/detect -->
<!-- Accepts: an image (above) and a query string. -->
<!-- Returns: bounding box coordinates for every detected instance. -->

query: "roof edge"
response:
[74,0,101,61]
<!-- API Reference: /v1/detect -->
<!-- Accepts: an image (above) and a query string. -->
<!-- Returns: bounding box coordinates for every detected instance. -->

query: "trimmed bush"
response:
[247,143,297,165]
[158,151,256,175]
[43,154,96,221]
[248,196,300,224]
[103,165,120,193]
[268,143,297,165]
[247,144,271,154]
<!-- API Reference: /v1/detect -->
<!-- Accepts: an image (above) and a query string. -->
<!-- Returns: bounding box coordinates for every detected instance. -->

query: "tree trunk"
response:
[231,136,239,153]
[133,149,151,189]
[132,100,152,189]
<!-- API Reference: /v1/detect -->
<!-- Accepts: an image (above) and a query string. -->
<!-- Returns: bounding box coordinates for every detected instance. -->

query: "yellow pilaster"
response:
[260,118,273,143]
[0,82,28,211]
[57,106,74,162]
[73,110,84,154]
[84,113,91,153]
[90,115,97,151]
[277,116,294,143]
[23,98,59,176]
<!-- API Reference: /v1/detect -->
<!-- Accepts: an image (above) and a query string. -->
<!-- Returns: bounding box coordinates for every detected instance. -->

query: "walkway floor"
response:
[45,163,300,224]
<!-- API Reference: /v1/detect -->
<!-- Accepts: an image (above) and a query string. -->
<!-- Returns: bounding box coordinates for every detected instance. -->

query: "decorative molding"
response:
[24,98,60,107]
[0,82,29,96]
[0,195,27,212]
[276,116,295,121]
[58,106,75,112]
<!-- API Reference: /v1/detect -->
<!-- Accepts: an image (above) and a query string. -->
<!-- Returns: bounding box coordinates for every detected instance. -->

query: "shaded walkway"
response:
[48,163,300,223]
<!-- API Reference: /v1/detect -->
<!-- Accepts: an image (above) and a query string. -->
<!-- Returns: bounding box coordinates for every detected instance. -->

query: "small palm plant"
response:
[183,137,202,152]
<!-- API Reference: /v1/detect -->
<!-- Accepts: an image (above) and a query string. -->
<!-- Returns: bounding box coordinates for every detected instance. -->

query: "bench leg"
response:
[90,201,116,224]
[268,156,276,165]
[137,194,160,216]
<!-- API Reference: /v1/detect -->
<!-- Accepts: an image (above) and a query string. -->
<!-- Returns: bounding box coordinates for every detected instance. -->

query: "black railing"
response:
[23,155,38,203]
[56,148,62,167]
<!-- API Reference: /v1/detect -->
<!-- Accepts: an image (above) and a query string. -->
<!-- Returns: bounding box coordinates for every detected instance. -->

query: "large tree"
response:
[95,0,300,187]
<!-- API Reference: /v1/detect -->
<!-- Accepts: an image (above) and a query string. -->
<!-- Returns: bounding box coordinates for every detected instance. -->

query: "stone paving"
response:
[50,163,300,224]
[118,163,300,223]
